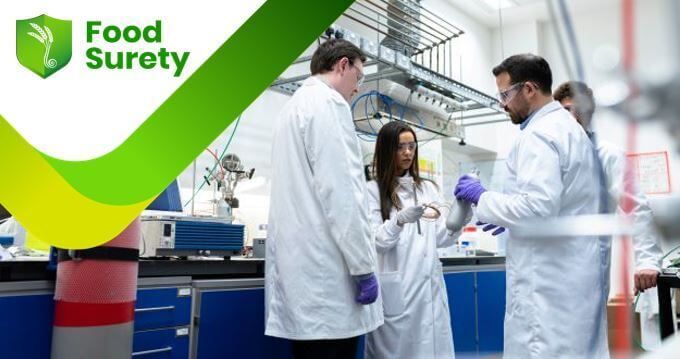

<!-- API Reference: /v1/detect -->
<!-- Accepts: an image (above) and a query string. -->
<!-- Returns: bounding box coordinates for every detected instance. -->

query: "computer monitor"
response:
[0,203,10,221]
[146,180,183,212]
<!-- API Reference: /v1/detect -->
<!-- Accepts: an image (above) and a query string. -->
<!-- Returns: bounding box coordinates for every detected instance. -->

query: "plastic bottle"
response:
[446,172,478,233]
[459,226,478,257]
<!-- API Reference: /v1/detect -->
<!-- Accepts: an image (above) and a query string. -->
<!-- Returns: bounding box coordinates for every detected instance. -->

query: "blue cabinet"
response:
[477,271,505,355]
[444,272,477,355]
[0,293,54,359]
[0,270,505,358]
[443,270,506,357]
[194,287,291,359]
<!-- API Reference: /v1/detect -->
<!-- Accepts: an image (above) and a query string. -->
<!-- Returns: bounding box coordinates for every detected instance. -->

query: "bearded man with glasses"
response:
[454,54,609,358]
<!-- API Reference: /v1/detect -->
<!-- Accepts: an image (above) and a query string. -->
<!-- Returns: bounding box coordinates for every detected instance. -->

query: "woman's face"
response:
[395,131,416,174]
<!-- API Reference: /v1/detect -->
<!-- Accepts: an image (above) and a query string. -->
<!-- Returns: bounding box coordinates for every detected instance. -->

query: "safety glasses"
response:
[354,64,365,88]
[496,82,526,105]
[397,141,417,153]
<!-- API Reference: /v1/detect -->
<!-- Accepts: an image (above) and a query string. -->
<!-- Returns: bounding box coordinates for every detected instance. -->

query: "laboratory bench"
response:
[0,256,506,358]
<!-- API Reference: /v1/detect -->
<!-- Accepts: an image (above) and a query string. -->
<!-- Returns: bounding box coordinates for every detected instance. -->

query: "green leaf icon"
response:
[17,14,72,78]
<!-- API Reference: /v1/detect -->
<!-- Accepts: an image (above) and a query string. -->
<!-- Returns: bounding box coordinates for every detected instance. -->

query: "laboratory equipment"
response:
[205,153,255,220]
[252,224,267,259]
[140,215,244,257]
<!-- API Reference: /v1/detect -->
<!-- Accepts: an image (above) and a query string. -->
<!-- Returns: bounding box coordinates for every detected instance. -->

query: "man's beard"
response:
[508,111,525,124]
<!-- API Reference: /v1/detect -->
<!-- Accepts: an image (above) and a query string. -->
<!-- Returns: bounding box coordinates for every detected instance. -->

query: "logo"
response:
[16,14,72,78]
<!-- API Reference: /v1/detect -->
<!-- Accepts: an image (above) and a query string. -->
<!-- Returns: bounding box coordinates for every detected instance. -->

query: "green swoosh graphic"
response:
[0,116,150,249]
[0,0,355,248]
[44,0,354,205]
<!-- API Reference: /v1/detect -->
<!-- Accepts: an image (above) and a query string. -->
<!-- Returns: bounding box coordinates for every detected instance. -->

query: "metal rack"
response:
[271,0,508,138]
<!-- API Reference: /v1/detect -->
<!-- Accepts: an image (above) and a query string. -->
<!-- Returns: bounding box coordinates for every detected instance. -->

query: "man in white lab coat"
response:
[455,54,608,358]
[555,81,665,349]
[265,39,383,358]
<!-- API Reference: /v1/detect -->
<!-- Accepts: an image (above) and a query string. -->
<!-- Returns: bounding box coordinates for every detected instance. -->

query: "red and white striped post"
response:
[51,218,140,359]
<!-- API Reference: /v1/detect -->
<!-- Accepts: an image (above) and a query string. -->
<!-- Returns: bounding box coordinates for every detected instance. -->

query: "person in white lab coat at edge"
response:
[365,121,472,359]
[455,54,609,358]
[554,81,664,348]
[265,39,383,359]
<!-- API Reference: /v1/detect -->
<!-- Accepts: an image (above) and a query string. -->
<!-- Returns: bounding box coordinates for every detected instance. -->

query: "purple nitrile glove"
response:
[454,175,486,205]
[476,221,506,236]
[354,273,379,305]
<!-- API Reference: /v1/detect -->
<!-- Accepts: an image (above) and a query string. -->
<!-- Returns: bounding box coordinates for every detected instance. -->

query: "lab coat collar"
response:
[396,173,414,188]
[520,100,563,131]
[306,75,327,88]
[307,75,347,104]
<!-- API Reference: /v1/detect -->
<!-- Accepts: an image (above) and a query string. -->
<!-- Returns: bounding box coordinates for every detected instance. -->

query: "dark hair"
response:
[310,39,366,75]
[553,81,596,124]
[492,54,553,95]
[372,121,424,221]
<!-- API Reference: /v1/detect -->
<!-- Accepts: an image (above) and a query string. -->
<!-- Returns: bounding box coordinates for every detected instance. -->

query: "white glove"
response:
[396,206,425,226]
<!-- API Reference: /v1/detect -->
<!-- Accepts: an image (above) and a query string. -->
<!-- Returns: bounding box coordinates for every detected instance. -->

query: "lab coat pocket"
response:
[379,271,405,316]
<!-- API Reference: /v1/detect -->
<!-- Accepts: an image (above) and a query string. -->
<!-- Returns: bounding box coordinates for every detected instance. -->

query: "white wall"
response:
[423,0,496,92]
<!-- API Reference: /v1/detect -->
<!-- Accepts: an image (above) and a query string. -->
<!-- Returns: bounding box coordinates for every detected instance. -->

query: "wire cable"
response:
[183,115,242,208]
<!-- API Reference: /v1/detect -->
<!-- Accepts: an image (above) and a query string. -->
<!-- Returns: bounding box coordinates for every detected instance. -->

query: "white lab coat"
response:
[475,101,609,358]
[364,175,456,359]
[592,137,664,297]
[594,138,664,352]
[265,76,383,340]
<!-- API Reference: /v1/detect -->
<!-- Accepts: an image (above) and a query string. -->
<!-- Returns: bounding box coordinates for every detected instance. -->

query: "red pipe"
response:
[51,218,140,359]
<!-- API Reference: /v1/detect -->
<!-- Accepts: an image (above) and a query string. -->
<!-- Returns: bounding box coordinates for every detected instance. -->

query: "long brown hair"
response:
[371,121,424,221]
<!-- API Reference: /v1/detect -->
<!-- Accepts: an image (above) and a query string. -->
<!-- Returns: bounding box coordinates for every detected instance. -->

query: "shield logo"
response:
[16,14,72,79]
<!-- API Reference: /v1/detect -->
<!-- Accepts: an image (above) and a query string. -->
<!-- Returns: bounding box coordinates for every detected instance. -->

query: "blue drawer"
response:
[132,327,190,359]
[135,287,192,331]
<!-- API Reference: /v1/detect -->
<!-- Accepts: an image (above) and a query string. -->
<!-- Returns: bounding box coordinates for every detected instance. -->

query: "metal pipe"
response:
[389,0,464,35]
[273,61,393,88]
[346,7,431,49]
[463,117,509,126]
[448,41,453,78]
[353,0,446,44]
[369,0,453,40]
[292,55,313,65]
[340,12,421,53]
[456,111,506,120]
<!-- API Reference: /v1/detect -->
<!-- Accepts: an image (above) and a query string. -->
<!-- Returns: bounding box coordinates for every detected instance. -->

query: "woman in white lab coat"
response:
[365,121,460,359]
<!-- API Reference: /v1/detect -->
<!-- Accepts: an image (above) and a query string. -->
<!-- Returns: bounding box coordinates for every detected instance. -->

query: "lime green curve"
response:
[0,115,150,249]
[41,0,355,205]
